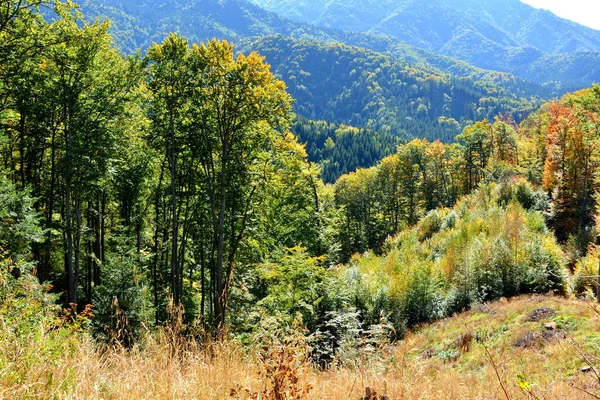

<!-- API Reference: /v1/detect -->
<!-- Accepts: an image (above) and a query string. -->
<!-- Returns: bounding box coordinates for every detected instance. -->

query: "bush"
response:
[255,246,331,332]
[92,233,154,344]
[572,251,599,297]
[0,168,42,258]
[403,265,443,325]
[417,209,444,241]
[520,237,566,295]
[336,183,568,337]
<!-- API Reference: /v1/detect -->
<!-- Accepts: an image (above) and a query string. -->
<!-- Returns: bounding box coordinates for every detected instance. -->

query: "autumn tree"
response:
[543,98,600,243]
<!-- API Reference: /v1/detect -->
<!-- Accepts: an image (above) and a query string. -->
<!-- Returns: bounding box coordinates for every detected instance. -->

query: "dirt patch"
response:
[524,307,556,322]
[513,330,566,348]
[541,330,566,341]
[472,304,498,315]
[421,347,435,359]
[514,332,543,348]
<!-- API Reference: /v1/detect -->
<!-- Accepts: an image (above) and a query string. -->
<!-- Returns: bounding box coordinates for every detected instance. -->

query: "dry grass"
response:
[3,295,600,399]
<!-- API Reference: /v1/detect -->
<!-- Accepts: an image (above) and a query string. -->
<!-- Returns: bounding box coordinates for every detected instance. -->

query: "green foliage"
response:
[571,251,599,298]
[250,35,539,146]
[256,246,329,330]
[92,233,154,342]
[339,183,568,334]
[0,166,79,395]
[0,164,42,258]
[0,259,72,395]
[293,118,399,183]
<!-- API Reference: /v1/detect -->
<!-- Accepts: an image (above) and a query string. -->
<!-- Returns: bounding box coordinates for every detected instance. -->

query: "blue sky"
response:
[521,0,600,30]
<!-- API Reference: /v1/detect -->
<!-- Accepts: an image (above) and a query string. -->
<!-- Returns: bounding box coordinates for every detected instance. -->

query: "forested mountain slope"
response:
[75,0,572,93]
[251,0,600,88]
[250,35,539,143]
[71,0,600,177]
[75,0,552,182]
[293,118,400,183]
[252,0,600,54]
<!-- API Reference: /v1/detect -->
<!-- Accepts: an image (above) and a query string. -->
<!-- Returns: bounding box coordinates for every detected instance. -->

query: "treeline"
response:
[0,1,337,336]
[334,118,516,259]
[334,86,600,263]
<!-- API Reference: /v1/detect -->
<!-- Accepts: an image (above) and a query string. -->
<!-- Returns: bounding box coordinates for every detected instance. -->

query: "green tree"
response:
[44,14,139,305]
[188,39,294,331]
[147,33,194,308]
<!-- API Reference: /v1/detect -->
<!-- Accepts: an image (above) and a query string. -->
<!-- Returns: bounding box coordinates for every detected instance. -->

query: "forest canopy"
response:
[1,0,600,358]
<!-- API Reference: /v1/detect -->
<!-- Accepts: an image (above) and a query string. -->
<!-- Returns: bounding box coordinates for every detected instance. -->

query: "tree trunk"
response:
[214,141,228,333]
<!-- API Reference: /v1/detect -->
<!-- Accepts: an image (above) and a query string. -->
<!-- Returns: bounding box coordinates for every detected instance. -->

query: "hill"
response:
[75,0,562,93]
[247,35,539,142]
[4,4,600,399]
[243,35,544,180]
[251,0,600,89]
[397,295,600,398]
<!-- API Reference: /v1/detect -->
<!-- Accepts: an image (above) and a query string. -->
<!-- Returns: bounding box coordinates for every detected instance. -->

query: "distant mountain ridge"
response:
[77,0,545,122]
[250,0,600,87]
[79,0,600,91]
[251,0,600,54]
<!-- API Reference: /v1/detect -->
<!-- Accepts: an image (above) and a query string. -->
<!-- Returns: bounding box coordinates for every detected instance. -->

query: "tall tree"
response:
[188,39,294,331]
[543,100,599,242]
[44,14,138,305]
[147,33,194,307]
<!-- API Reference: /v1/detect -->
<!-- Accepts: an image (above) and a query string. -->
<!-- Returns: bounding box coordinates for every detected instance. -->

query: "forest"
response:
[3,0,600,399]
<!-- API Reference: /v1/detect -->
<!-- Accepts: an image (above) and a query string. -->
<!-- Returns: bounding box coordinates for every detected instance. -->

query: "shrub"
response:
[417,209,444,241]
[403,265,443,326]
[572,251,598,297]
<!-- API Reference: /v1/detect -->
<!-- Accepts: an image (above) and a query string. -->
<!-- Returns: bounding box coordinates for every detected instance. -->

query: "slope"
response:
[75,1,548,137]
[396,295,600,398]
[244,35,540,143]
[251,0,600,89]
[77,0,559,95]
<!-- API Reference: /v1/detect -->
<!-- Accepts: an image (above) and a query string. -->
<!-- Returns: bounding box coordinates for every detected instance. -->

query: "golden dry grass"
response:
[3,295,600,399]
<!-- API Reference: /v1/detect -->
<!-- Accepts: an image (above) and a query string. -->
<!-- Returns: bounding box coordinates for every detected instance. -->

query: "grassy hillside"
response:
[395,295,600,398]
[3,291,600,398]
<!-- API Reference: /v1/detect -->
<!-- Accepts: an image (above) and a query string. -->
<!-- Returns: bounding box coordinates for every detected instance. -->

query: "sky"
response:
[520,0,600,30]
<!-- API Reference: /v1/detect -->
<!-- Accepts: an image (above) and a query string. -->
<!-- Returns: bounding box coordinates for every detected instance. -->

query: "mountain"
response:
[76,0,600,180]
[250,0,600,89]
[75,0,565,92]
[77,0,546,118]
[250,0,600,53]
[248,35,538,138]
[78,0,600,90]
[77,0,322,53]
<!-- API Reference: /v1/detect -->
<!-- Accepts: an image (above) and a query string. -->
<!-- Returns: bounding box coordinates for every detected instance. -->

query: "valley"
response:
[2,0,600,398]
